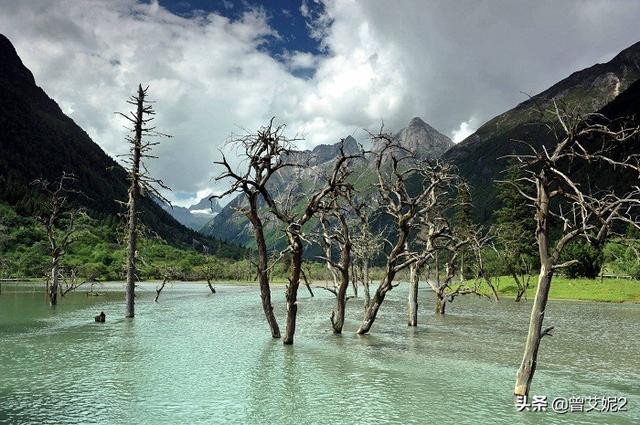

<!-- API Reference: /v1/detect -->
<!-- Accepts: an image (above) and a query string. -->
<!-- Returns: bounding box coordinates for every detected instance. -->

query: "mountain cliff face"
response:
[189,196,222,213]
[375,117,453,159]
[203,117,452,245]
[201,136,364,244]
[161,196,221,231]
[0,34,234,252]
[284,135,361,166]
[444,40,640,221]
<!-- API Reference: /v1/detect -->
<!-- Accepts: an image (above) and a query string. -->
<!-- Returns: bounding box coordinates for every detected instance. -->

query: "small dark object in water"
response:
[95,311,106,323]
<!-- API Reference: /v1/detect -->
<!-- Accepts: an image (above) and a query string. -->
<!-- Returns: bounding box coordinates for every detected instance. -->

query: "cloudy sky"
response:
[1,0,639,206]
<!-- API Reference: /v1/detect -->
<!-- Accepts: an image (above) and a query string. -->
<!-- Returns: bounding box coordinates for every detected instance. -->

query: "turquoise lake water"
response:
[0,282,638,424]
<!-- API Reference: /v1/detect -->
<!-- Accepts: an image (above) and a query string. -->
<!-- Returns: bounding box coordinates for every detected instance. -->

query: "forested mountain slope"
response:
[444,40,640,221]
[0,34,239,256]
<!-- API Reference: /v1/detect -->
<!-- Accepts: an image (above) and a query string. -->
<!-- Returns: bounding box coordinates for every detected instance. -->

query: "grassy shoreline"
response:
[493,276,640,303]
[4,276,639,303]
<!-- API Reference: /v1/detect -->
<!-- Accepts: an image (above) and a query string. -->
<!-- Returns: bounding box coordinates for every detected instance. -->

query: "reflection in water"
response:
[0,282,638,424]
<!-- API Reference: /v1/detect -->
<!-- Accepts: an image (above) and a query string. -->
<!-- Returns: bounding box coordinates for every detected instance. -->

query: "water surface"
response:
[1,282,638,424]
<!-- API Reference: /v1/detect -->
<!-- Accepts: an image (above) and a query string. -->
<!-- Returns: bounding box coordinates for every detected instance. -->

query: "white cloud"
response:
[451,117,479,144]
[283,51,318,71]
[0,0,409,206]
[1,0,639,206]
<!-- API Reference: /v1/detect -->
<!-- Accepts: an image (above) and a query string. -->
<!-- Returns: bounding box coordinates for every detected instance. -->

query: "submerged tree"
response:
[351,204,381,310]
[509,104,640,397]
[425,227,498,316]
[317,189,355,334]
[260,140,360,344]
[154,267,182,302]
[202,247,218,294]
[318,207,341,293]
[59,267,96,298]
[117,84,171,318]
[356,133,460,335]
[405,183,458,324]
[33,172,86,306]
[213,119,302,339]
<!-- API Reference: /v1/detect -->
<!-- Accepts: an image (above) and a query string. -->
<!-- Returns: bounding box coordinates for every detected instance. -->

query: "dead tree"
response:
[350,261,358,297]
[407,261,420,325]
[316,190,354,334]
[213,119,304,339]
[154,268,181,302]
[300,265,315,297]
[60,267,93,297]
[406,182,480,324]
[318,209,341,292]
[117,84,171,318]
[415,214,485,317]
[154,278,168,302]
[431,233,497,315]
[259,140,360,344]
[430,248,464,315]
[202,248,217,294]
[509,257,532,303]
[205,265,217,294]
[508,104,640,397]
[33,172,86,306]
[356,133,459,335]
[467,231,500,302]
[351,203,381,310]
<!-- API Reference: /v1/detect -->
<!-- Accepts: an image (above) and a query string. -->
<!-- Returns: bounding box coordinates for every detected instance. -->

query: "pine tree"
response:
[454,183,473,280]
[494,160,536,301]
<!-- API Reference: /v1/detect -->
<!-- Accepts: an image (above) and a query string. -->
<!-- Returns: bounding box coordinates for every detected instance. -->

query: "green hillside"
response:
[0,34,245,274]
[444,40,640,222]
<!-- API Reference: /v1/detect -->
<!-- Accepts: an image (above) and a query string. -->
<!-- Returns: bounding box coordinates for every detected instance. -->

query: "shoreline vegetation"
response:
[3,275,639,303]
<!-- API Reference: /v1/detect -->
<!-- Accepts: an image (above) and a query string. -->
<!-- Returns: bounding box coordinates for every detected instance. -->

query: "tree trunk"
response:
[362,261,370,310]
[357,272,394,335]
[508,263,526,302]
[304,279,314,297]
[154,278,168,302]
[514,267,553,396]
[49,260,59,306]
[327,259,339,290]
[435,288,446,315]
[321,219,339,291]
[331,266,349,334]
[206,278,216,294]
[283,233,303,345]
[331,225,351,334]
[351,261,358,297]
[357,227,407,335]
[125,184,138,318]
[248,195,280,339]
[357,286,386,335]
[408,264,418,326]
[514,284,525,303]
[515,181,551,397]
[125,86,143,319]
[486,276,500,302]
